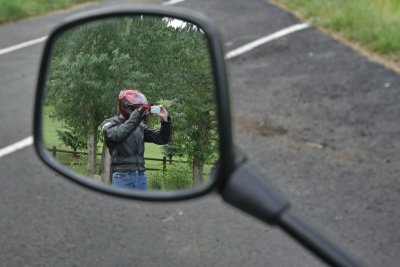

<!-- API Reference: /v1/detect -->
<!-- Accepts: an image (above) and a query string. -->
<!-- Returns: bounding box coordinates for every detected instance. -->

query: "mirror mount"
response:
[220,159,290,225]
[221,160,365,267]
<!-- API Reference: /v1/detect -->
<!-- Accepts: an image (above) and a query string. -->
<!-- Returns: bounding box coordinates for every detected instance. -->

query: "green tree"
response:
[159,24,218,185]
[56,126,86,155]
[46,18,148,176]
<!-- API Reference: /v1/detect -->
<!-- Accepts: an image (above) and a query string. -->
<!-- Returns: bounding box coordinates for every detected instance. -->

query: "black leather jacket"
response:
[101,110,172,172]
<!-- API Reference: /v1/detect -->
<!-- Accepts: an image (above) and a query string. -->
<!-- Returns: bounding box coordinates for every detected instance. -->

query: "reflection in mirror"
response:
[42,15,219,192]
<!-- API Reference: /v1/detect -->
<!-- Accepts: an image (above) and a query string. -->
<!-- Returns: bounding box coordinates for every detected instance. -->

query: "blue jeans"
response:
[112,171,147,191]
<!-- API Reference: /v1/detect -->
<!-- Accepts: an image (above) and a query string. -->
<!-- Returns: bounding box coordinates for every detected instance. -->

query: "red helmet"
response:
[118,89,148,119]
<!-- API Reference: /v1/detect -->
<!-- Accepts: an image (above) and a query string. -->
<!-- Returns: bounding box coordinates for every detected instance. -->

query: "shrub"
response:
[147,163,193,191]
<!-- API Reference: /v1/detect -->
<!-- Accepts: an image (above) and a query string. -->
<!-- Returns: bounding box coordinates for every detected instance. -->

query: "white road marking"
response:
[163,0,186,5]
[0,137,33,159]
[225,23,310,59]
[0,36,47,56]
[0,19,309,158]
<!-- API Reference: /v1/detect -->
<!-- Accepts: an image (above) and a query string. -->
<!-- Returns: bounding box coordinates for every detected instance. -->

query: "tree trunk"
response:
[99,143,111,184]
[87,128,97,176]
[192,160,204,186]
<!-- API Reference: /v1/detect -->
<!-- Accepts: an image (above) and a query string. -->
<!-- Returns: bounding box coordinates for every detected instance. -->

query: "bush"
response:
[0,0,93,24]
[147,163,193,191]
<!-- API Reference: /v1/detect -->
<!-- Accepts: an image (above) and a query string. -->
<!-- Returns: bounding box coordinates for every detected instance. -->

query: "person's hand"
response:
[137,104,151,114]
[159,105,168,122]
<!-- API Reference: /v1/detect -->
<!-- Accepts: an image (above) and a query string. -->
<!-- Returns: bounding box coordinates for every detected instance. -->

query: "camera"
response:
[150,105,160,114]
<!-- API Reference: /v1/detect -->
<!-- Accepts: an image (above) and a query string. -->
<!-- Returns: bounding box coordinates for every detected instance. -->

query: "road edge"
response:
[266,0,400,75]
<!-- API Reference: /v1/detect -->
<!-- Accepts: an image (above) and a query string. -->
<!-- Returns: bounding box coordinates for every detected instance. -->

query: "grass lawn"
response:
[271,0,400,68]
[0,0,96,24]
[145,143,168,171]
[43,107,68,150]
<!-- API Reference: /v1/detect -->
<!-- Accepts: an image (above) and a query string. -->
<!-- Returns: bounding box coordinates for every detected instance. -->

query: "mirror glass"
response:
[41,15,219,193]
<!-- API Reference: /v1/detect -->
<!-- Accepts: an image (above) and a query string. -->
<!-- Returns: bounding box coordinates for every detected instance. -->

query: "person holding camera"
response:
[101,89,172,190]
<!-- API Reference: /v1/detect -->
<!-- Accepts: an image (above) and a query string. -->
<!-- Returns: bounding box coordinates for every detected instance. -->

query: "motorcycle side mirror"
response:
[33,5,235,201]
[34,5,366,267]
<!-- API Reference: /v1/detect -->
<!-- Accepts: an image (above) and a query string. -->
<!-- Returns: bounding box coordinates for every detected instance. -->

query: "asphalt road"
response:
[1,0,399,266]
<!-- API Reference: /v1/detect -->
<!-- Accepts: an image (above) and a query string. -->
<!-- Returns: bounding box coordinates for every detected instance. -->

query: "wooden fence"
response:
[48,146,187,171]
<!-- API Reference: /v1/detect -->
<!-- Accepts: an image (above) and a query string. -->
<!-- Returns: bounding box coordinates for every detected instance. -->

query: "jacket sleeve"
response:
[144,116,172,145]
[102,111,142,143]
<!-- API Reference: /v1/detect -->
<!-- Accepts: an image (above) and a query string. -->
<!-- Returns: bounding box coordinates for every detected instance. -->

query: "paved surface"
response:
[0,0,399,266]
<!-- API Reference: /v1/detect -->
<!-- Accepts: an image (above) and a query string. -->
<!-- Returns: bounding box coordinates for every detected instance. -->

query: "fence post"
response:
[163,156,167,171]
[52,146,57,158]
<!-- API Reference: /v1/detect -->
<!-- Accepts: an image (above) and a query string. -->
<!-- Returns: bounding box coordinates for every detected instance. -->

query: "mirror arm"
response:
[220,162,365,267]
[220,161,290,225]
[278,211,366,267]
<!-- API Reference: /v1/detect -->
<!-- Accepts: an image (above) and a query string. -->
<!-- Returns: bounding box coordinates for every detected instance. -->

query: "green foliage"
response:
[273,0,400,62]
[46,19,149,139]
[0,0,93,24]
[66,153,102,175]
[147,163,193,191]
[56,126,86,152]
